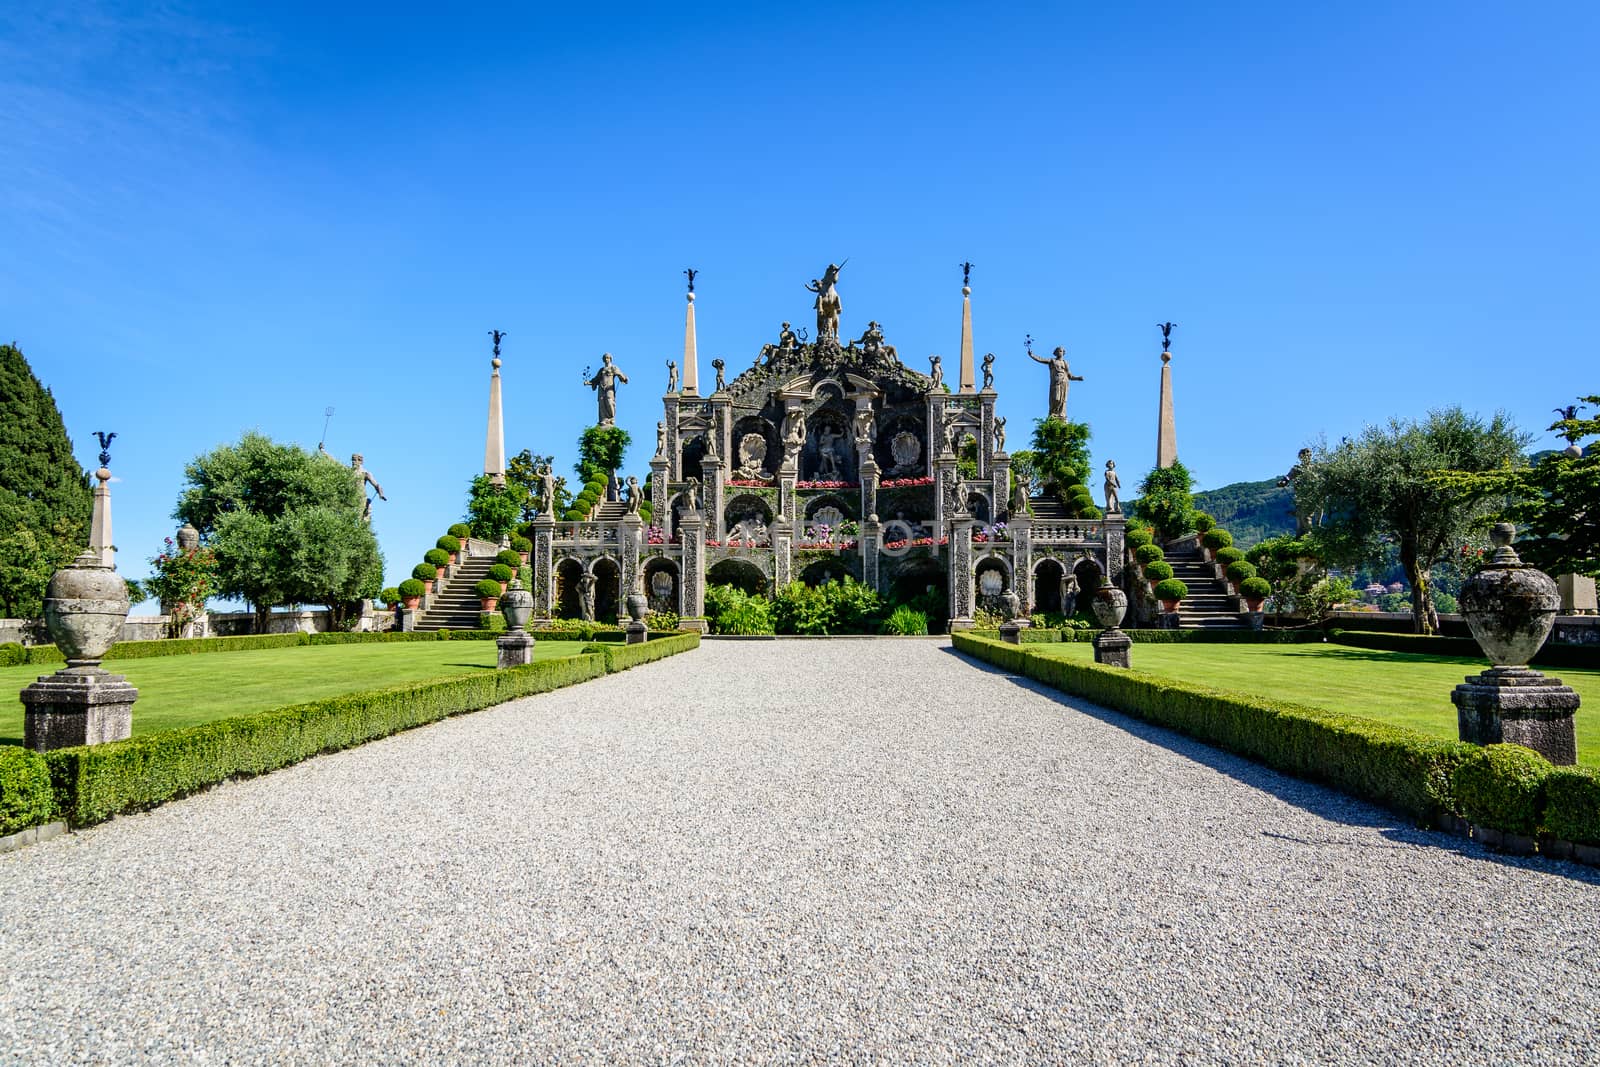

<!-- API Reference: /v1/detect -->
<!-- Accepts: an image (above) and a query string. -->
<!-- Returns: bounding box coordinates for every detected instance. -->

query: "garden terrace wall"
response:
[1329,630,1600,670]
[970,628,1323,645]
[952,633,1600,861]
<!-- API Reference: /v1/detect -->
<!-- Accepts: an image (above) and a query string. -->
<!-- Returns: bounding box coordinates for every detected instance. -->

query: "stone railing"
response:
[1030,521,1104,544]
[550,522,620,546]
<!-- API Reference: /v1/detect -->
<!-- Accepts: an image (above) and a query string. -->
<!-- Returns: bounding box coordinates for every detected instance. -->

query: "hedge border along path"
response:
[1,632,698,835]
[952,632,1600,859]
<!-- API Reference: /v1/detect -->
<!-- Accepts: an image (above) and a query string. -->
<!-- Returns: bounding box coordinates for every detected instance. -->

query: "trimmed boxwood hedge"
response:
[0,747,56,836]
[1,642,26,666]
[968,627,1321,644]
[581,631,700,673]
[25,633,308,666]
[1201,529,1234,551]
[1544,766,1600,844]
[1452,744,1551,837]
[1214,547,1246,568]
[1329,629,1599,670]
[1225,561,1257,586]
[1124,528,1154,549]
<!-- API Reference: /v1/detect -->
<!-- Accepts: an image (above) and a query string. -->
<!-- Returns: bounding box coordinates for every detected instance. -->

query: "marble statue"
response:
[928,354,944,389]
[1279,447,1317,533]
[948,469,970,515]
[1010,473,1030,515]
[1103,460,1121,514]
[712,358,726,392]
[583,353,629,426]
[666,360,679,393]
[778,321,797,355]
[994,416,1006,453]
[817,424,844,478]
[352,453,386,522]
[854,409,875,448]
[539,466,556,516]
[626,476,642,514]
[655,421,667,457]
[783,409,807,469]
[804,262,844,339]
[981,352,995,390]
[578,573,596,622]
[1028,345,1083,421]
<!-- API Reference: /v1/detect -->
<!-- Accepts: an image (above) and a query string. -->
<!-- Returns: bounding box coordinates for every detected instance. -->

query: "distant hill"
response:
[1191,477,1295,548]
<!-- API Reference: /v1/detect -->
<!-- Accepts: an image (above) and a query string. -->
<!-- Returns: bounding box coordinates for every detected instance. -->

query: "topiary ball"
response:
[1239,576,1272,601]
[487,563,516,583]
[412,563,437,582]
[1215,546,1247,568]
[497,549,523,568]
[424,548,451,568]
[448,523,471,539]
[1125,528,1154,549]
[1193,512,1216,534]
[511,535,532,554]
[1134,543,1166,566]
[475,578,504,599]
[1201,529,1234,551]
[398,578,426,598]
[1143,560,1174,582]
[1153,577,1188,603]
[1225,560,1258,586]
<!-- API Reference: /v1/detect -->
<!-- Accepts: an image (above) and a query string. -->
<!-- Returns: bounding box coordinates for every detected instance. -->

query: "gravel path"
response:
[3,638,1599,1063]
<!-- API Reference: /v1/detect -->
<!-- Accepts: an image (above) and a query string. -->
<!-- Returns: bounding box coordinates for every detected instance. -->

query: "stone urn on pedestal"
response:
[624,587,650,646]
[997,590,1027,644]
[21,550,138,750]
[1091,586,1132,668]
[1451,523,1580,764]
[495,580,536,668]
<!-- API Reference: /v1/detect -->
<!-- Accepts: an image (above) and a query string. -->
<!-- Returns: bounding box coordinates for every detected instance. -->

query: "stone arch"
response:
[679,433,707,483]
[974,555,1012,615]
[1071,556,1104,617]
[731,416,778,478]
[887,557,947,632]
[800,556,853,588]
[555,557,585,619]
[804,492,857,525]
[592,556,622,622]
[805,409,854,482]
[1033,557,1067,616]
[708,558,768,596]
[724,493,774,531]
[643,558,681,614]
[967,490,991,523]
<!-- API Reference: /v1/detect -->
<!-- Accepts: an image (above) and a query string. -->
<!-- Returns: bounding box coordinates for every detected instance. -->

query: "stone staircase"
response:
[1024,497,1071,521]
[1162,544,1246,630]
[593,501,628,522]
[415,554,500,632]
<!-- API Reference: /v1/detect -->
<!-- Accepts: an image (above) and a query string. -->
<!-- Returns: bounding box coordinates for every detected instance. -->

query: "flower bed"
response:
[882,536,948,550]
[880,476,935,488]
[727,478,775,488]
[796,480,859,490]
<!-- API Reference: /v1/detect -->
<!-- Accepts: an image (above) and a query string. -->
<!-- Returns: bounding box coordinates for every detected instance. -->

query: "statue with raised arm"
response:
[782,408,807,469]
[928,354,944,389]
[1010,473,1030,515]
[1029,345,1084,421]
[948,469,970,515]
[993,416,1007,454]
[1103,460,1121,514]
[712,358,726,392]
[578,574,597,622]
[981,352,995,390]
[666,359,679,393]
[804,262,844,339]
[351,453,386,522]
[817,424,843,478]
[583,353,629,426]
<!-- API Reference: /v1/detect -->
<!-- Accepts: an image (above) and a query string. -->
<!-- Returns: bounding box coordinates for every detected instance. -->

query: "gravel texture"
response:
[3,638,1599,1063]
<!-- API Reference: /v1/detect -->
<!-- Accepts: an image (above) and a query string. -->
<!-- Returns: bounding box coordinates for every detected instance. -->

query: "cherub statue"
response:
[655,421,667,456]
[666,360,679,393]
[854,408,875,448]
[1103,460,1121,514]
[712,358,726,391]
[981,352,995,390]
[626,476,642,514]
[993,416,1007,453]
[928,354,944,389]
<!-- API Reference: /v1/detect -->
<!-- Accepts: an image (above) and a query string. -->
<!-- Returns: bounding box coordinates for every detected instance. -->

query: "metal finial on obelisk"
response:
[90,431,116,567]
[485,331,506,486]
[957,262,976,394]
[681,268,699,395]
[1156,322,1178,469]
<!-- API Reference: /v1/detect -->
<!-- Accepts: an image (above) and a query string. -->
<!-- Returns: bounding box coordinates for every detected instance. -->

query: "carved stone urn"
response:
[1452,523,1580,764]
[43,549,130,668]
[1459,523,1559,667]
[1091,586,1128,630]
[626,591,649,623]
[499,579,534,633]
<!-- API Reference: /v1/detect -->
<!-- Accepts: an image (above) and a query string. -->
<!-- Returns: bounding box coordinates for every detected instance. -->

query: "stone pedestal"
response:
[22,668,138,750]
[1246,610,1265,631]
[1559,574,1598,615]
[1157,611,1180,630]
[1453,668,1580,765]
[495,631,535,669]
[1093,628,1132,668]
[625,620,648,645]
[999,619,1023,644]
[399,606,419,632]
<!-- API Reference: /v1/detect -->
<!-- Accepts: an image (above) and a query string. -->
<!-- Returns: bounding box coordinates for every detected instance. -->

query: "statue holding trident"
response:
[804,261,845,340]
[1029,345,1085,422]
[351,453,386,522]
[582,353,629,426]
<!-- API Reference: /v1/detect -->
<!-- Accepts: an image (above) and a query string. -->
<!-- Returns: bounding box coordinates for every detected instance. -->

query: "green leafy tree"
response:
[176,432,384,631]
[465,475,526,542]
[0,344,92,616]
[1494,397,1598,579]
[576,425,631,482]
[146,537,218,636]
[1299,407,1528,634]
[1030,417,1092,496]
[1133,461,1197,541]
[507,449,568,521]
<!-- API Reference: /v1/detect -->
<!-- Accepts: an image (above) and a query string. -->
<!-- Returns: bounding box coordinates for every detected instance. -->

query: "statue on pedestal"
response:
[1103,460,1121,513]
[626,476,642,514]
[1029,345,1083,421]
[854,409,875,449]
[712,358,726,392]
[666,360,679,393]
[994,416,1007,453]
[817,424,844,479]
[352,454,386,522]
[539,466,556,517]
[655,421,667,458]
[782,409,807,469]
[804,263,844,339]
[928,354,944,389]
[583,353,628,426]
[578,574,597,622]
[981,352,995,390]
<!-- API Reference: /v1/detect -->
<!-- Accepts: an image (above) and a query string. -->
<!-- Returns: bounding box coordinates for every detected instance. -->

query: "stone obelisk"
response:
[958,268,976,394]
[681,269,699,395]
[485,331,506,487]
[90,463,114,568]
[1156,347,1177,469]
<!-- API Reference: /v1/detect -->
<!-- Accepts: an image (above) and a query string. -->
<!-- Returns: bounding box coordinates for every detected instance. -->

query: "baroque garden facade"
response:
[528,268,1125,632]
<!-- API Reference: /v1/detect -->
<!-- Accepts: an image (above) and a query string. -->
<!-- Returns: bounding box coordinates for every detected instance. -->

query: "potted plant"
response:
[398,578,426,609]
[1143,560,1174,588]
[1154,577,1188,612]
[496,548,523,570]
[436,534,461,563]
[475,578,503,611]
[424,548,451,579]
[1133,543,1165,568]
[449,523,471,541]
[1200,528,1234,562]
[1214,547,1245,577]
[487,563,516,593]
[1224,560,1257,593]
[379,587,400,611]
[1193,512,1216,534]
[1239,576,1271,613]
[511,534,532,564]
[411,562,437,594]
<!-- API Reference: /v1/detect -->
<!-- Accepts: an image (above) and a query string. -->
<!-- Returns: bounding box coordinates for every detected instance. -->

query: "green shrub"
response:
[1543,766,1600,844]
[496,549,523,569]
[477,611,507,632]
[475,579,503,599]
[1214,547,1246,568]
[883,605,929,636]
[1451,744,1552,836]
[541,617,622,637]
[424,548,451,568]
[707,585,776,635]
[580,631,700,673]
[27,633,310,666]
[448,523,472,539]
[1143,560,1174,582]
[378,587,400,606]
[1081,506,1105,520]
[1201,529,1234,551]
[487,564,515,583]
[1134,544,1165,565]
[1239,576,1272,601]
[43,653,613,828]
[305,632,440,645]
[0,642,24,667]
[1225,561,1258,586]
[510,535,532,554]
[0,747,57,836]
[1193,512,1216,534]
[1125,527,1154,549]
[436,535,461,554]
[1327,630,1599,670]
[562,508,587,522]
[411,563,437,582]
[951,633,1475,822]
[1153,578,1188,602]
[398,578,426,599]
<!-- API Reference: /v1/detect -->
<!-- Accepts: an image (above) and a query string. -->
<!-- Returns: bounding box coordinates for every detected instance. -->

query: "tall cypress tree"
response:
[0,343,93,617]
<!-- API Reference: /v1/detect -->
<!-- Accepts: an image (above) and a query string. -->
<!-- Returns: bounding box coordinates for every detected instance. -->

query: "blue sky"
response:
[4,2,1596,606]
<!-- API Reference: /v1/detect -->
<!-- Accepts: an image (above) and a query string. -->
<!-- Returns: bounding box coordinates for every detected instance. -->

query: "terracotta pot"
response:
[421,579,433,593]
[402,596,421,609]
[1245,597,1265,612]
[435,566,447,580]
[448,553,458,565]
[1160,599,1181,611]
[480,597,499,611]
[520,552,531,564]
[499,581,509,593]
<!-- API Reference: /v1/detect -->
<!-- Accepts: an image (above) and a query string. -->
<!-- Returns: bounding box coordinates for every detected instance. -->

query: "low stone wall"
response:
[1,608,398,645]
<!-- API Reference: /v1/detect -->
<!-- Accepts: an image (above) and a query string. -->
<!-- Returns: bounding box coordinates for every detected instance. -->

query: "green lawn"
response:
[2,641,584,745]
[1025,642,1600,766]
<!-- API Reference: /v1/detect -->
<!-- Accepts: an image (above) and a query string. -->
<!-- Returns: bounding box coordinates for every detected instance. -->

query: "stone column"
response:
[532,515,555,618]
[664,395,681,481]
[861,517,882,593]
[978,393,996,479]
[948,515,975,630]
[933,454,957,529]
[1156,350,1177,469]
[1011,514,1033,614]
[678,512,707,631]
[958,282,976,394]
[709,393,733,469]
[778,470,797,538]
[650,455,669,526]
[618,513,644,626]
[1103,515,1126,586]
[701,454,726,541]
[484,355,506,486]
[681,290,699,396]
[924,392,942,479]
[772,516,793,589]
[90,466,114,569]
[991,452,1011,521]
[859,456,880,531]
